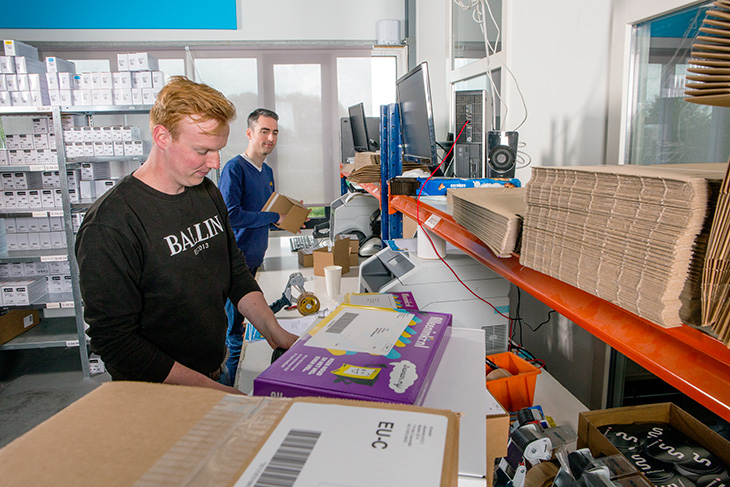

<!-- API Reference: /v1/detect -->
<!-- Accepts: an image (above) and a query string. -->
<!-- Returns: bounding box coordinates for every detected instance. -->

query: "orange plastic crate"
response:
[485,351,541,412]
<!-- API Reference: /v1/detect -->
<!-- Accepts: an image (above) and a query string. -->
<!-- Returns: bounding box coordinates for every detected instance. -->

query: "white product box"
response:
[39,232,52,249]
[10,263,24,277]
[3,191,16,209]
[26,215,40,232]
[0,149,7,165]
[5,135,19,150]
[20,149,36,164]
[32,133,48,149]
[10,92,30,107]
[53,190,63,209]
[113,89,133,106]
[71,90,85,106]
[0,92,11,107]
[17,134,33,150]
[45,72,59,91]
[91,89,113,106]
[62,129,77,143]
[28,190,42,209]
[92,141,105,157]
[66,169,81,187]
[48,275,63,293]
[90,72,102,89]
[0,56,15,73]
[22,262,36,276]
[99,72,113,90]
[142,88,159,105]
[15,232,29,250]
[3,40,39,60]
[101,126,114,142]
[71,75,83,90]
[50,231,64,249]
[113,71,132,89]
[94,179,116,197]
[91,127,104,142]
[132,71,152,89]
[16,74,29,91]
[151,71,164,88]
[15,171,43,189]
[5,233,17,251]
[81,161,111,180]
[4,217,15,232]
[131,88,143,105]
[82,142,95,157]
[15,191,28,210]
[120,126,141,141]
[0,264,10,279]
[68,188,79,204]
[45,57,76,74]
[80,73,92,90]
[7,150,23,164]
[123,140,145,156]
[15,216,28,232]
[14,57,46,75]
[79,126,92,142]
[113,141,124,156]
[30,90,50,107]
[57,72,72,91]
[42,171,60,188]
[0,74,6,91]
[31,117,49,134]
[5,74,18,91]
[35,262,49,275]
[36,215,50,231]
[63,274,72,292]
[1,283,14,304]
[79,180,96,199]
[1,173,13,189]
[135,52,159,71]
[40,189,54,208]
[27,232,40,250]
[63,143,78,158]
[117,53,129,72]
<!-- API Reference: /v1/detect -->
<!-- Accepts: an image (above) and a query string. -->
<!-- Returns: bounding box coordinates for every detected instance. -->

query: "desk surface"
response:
[249,233,588,485]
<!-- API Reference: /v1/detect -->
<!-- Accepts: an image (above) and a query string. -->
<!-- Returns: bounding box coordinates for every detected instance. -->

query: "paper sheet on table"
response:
[278,315,320,337]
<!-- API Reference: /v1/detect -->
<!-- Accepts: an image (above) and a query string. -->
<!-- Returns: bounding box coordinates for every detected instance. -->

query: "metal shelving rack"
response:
[0,105,151,377]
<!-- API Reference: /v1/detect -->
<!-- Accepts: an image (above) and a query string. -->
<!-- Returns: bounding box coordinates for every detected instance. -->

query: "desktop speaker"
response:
[486,131,518,179]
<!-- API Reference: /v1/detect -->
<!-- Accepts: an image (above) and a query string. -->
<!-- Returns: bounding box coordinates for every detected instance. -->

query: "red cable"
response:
[414,120,512,322]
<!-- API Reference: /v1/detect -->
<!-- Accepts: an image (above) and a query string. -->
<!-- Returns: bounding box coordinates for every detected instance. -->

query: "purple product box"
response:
[254,304,452,406]
[390,291,419,310]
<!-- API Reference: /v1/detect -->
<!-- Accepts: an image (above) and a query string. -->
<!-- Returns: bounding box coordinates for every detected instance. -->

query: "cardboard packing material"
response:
[298,247,314,267]
[0,308,39,345]
[254,303,452,406]
[578,402,730,484]
[0,381,459,486]
[262,192,311,234]
[313,236,351,276]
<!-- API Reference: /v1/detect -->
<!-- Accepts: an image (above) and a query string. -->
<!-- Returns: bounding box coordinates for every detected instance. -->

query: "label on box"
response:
[234,402,447,487]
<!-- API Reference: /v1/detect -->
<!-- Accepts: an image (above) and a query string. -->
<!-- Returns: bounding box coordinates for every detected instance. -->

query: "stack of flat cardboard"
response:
[702,162,730,344]
[447,187,526,258]
[520,163,725,329]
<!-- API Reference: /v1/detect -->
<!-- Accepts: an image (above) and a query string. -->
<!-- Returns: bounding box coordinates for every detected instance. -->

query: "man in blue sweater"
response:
[218,108,283,386]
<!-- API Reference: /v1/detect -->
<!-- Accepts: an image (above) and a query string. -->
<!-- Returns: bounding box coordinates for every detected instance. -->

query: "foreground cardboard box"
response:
[262,192,311,234]
[0,308,39,345]
[0,381,459,486]
[254,303,452,406]
[578,402,730,482]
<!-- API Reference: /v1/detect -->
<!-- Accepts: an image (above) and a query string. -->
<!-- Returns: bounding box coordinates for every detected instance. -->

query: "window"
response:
[452,0,502,70]
[627,1,730,165]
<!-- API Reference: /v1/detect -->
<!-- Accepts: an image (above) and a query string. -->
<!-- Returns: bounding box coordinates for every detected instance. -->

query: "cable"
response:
[414,120,513,323]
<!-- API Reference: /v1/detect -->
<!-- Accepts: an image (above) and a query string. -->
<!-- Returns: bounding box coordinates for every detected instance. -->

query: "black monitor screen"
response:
[348,102,372,152]
[396,62,438,165]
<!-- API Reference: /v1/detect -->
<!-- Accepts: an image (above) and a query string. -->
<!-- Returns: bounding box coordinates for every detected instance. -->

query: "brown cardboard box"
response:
[0,309,40,345]
[298,248,314,267]
[313,237,351,276]
[0,382,460,486]
[262,192,311,234]
[578,403,730,481]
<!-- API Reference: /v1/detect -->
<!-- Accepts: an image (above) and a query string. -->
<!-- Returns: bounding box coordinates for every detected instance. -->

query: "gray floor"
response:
[0,347,110,448]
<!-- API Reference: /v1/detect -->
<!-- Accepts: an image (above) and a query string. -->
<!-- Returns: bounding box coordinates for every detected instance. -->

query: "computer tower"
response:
[454,90,489,178]
[454,90,516,179]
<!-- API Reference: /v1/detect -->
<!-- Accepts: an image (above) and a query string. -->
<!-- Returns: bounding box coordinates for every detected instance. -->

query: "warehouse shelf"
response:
[0,316,79,350]
[388,193,730,422]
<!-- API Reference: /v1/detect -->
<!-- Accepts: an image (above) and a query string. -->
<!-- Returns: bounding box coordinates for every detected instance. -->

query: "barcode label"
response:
[326,312,357,334]
[254,429,321,487]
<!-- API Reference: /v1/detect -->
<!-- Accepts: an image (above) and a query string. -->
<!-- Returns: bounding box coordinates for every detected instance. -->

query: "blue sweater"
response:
[218,154,279,269]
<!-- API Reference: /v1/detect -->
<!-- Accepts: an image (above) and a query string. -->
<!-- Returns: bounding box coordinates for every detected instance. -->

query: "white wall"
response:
[0,0,404,43]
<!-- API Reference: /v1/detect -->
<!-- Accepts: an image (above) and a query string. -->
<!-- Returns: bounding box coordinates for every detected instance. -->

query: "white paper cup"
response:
[417,227,446,259]
[324,265,343,299]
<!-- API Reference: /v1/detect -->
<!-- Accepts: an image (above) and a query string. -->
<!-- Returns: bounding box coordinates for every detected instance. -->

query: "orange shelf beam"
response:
[390,194,730,421]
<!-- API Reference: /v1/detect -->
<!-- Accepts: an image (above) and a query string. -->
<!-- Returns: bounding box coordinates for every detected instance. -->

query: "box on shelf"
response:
[0,381,459,487]
[577,402,730,481]
[262,192,311,234]
[313,236,351,276]
[254,303,452,406]
[0,309,40,345]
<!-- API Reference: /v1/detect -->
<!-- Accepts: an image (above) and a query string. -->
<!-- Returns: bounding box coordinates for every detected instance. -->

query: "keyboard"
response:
[289,235,315,252]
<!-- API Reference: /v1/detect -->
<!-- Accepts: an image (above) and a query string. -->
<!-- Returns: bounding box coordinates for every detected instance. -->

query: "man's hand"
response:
[238,291,298,350]
[164,361,244,395]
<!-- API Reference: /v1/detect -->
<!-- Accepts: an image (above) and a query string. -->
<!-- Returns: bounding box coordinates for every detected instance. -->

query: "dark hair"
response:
[247,108,279,128]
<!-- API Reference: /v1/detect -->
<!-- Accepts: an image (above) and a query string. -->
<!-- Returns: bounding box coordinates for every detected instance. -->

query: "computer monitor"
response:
[396,61,438,166]
[348,102,378,152]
